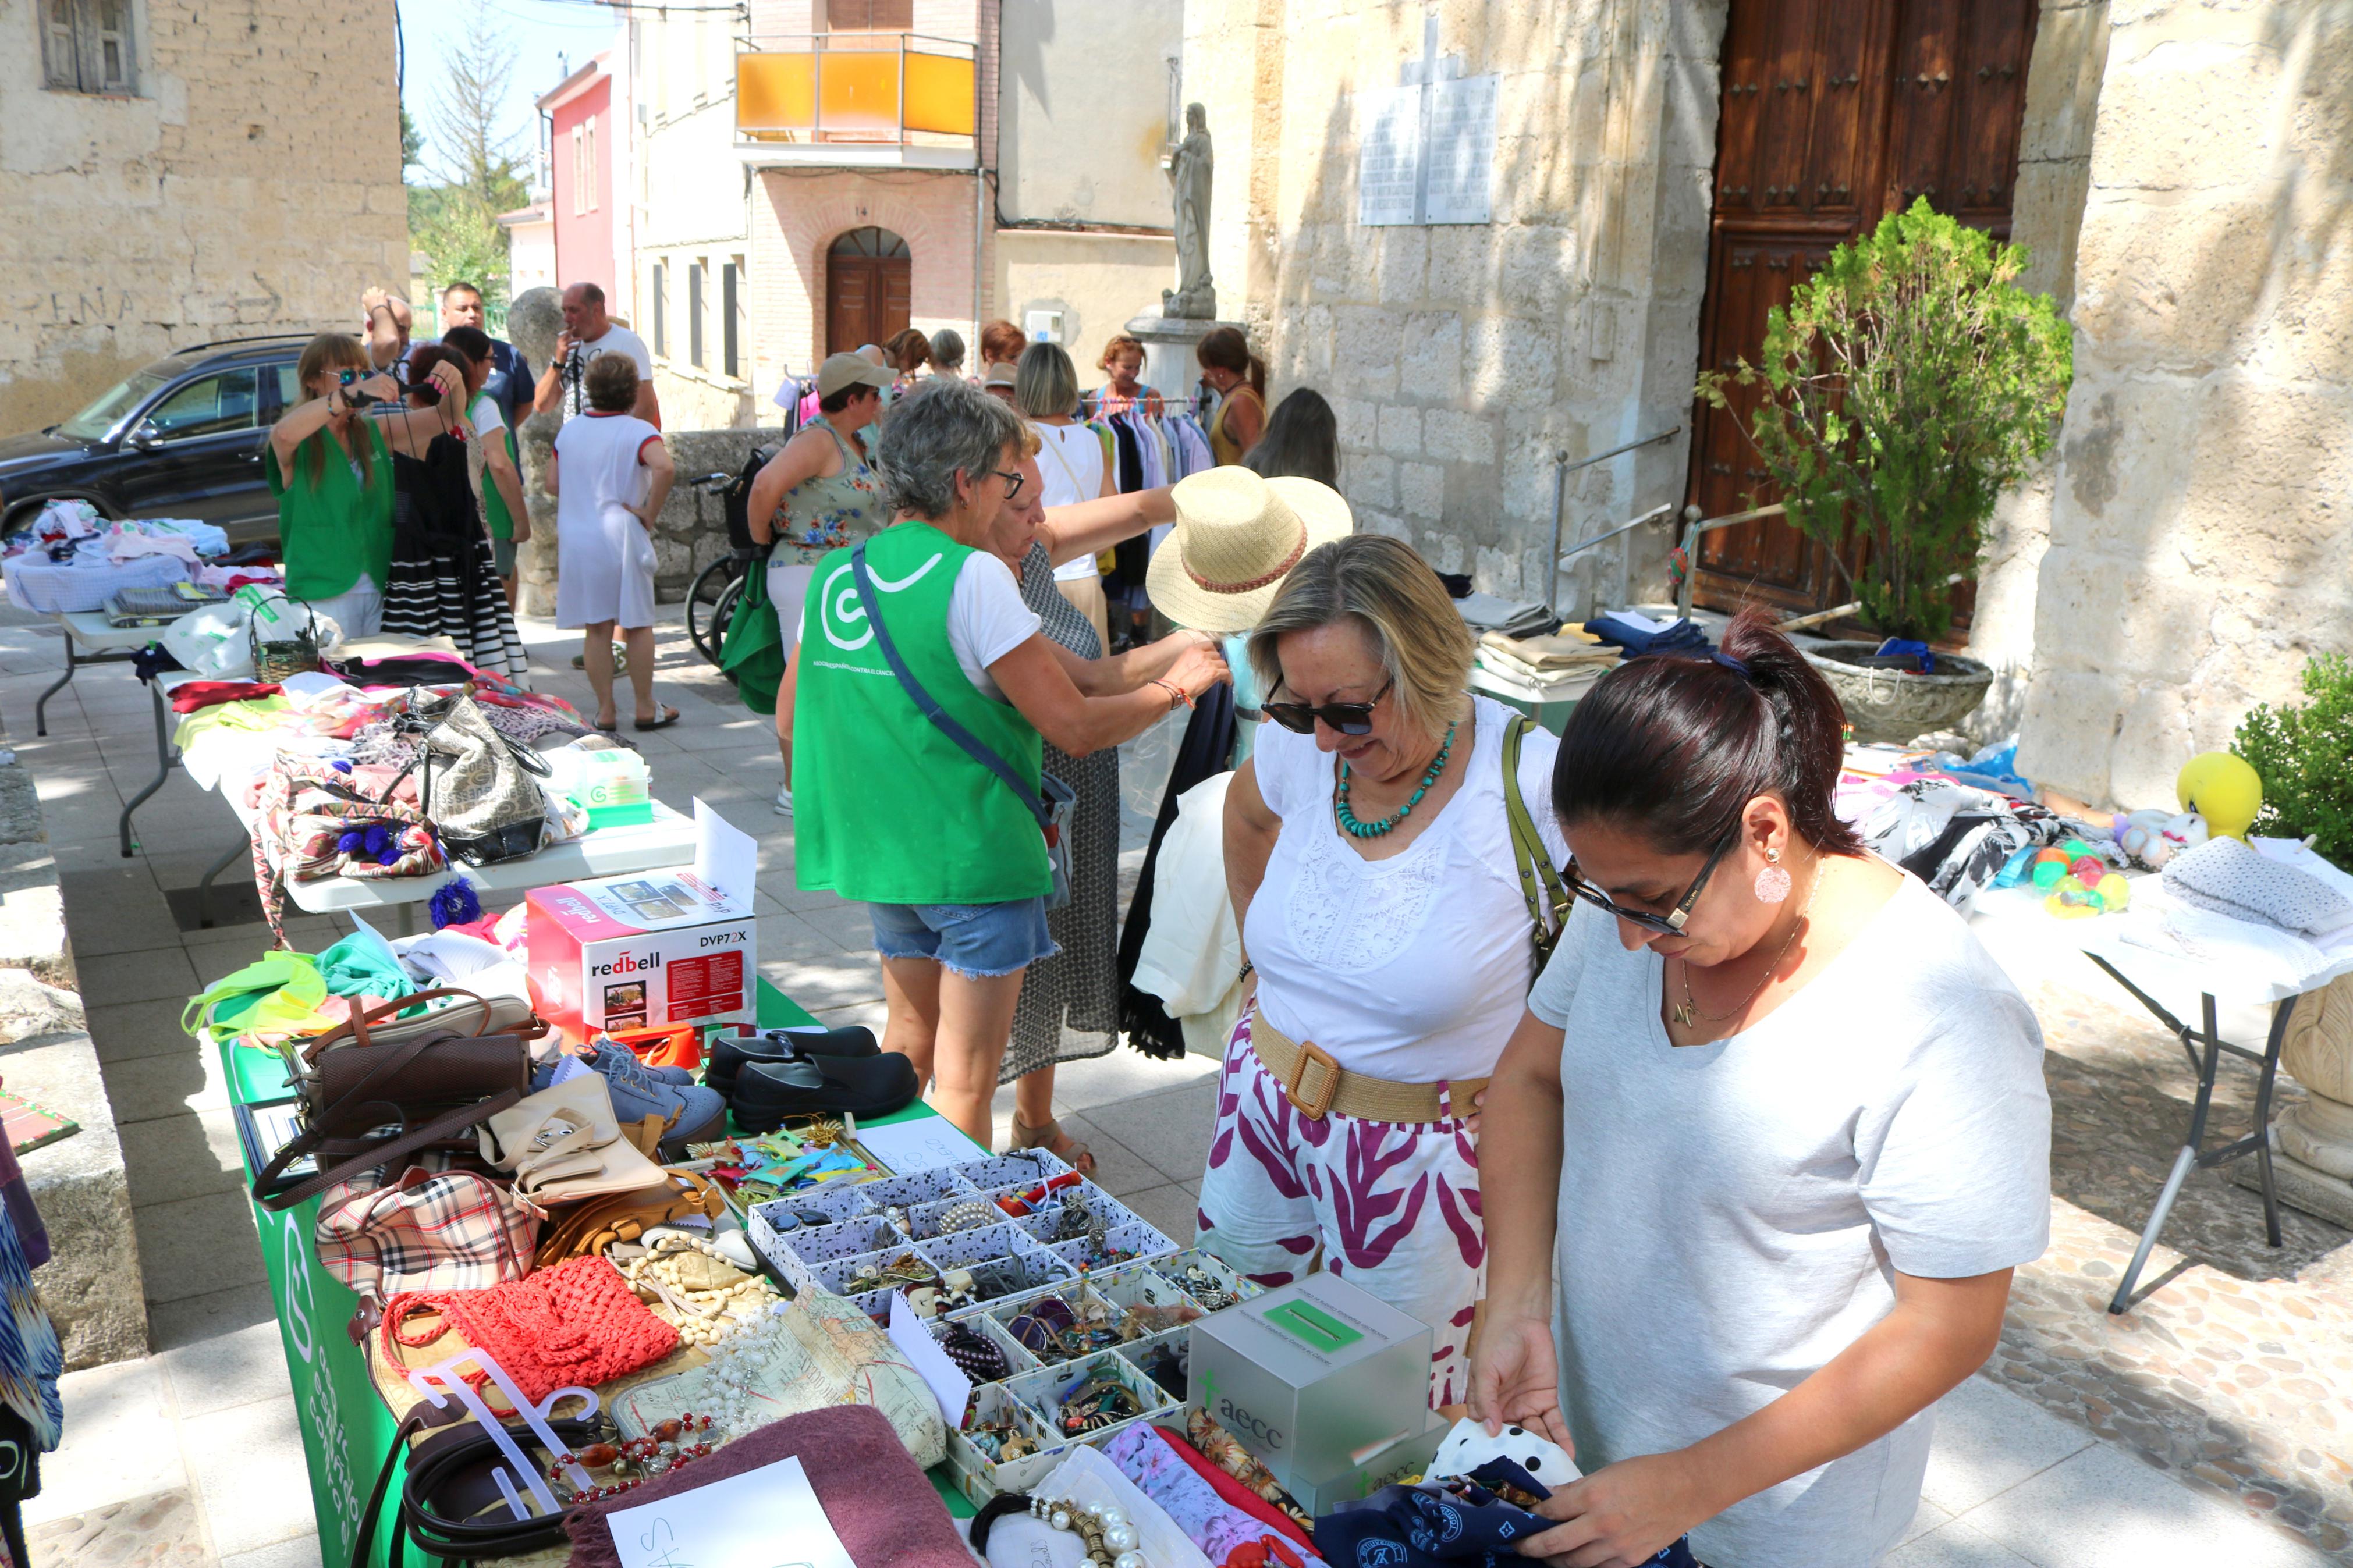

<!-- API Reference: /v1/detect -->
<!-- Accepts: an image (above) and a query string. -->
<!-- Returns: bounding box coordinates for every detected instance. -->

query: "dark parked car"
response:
[0,335,314,546]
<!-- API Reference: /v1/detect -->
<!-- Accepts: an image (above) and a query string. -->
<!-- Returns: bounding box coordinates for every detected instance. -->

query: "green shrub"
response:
[1696,200,2073,642]
[2233,653,2353,863]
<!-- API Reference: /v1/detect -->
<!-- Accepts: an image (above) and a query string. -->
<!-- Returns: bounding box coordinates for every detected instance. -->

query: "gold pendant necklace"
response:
[1673,854,1825,1031]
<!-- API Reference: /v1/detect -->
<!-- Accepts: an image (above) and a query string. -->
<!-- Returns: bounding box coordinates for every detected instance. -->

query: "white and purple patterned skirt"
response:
[1194,1012,1486,1410]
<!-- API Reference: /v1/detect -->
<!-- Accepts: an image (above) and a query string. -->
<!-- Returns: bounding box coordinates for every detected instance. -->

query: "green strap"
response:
[1500,716,1571,968]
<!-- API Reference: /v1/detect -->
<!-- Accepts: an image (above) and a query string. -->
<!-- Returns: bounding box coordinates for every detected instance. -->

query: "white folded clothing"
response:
[2116,881,2340,994]
[2252,837,2353,934]
[2163,835,2353,935]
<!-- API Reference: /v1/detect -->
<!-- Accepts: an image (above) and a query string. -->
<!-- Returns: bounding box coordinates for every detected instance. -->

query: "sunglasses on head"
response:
[1263,675,1394,736]
[1564,828,1738,936]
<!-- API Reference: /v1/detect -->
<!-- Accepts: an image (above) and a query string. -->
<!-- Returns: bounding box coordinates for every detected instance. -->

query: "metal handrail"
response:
[1545,426,1681,613]
[1557,502,1675,566]
[1673,502,1787,621]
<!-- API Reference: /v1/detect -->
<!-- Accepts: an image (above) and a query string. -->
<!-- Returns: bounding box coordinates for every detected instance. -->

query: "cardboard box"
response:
[526,801,757,1043]
[1187,1271,1432,1492]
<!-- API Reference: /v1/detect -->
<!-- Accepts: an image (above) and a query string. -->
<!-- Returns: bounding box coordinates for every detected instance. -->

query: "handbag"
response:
[315,1164,539,1303]
[252,989,539,1211]
[849,542,1077,912]
[1500,716,1571,980]
[531,1169,728,1269]
[401,691,553,866]
[246,589,326,681]
[478,1073,669,1209]
[382,1255,679,1405]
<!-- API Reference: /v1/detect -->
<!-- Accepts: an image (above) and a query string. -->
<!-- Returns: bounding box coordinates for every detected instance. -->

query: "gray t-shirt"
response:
[1527,871,2050,1568]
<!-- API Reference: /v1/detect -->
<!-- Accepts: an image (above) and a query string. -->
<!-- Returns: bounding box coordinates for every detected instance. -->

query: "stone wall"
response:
[996,230,1179,369]
[0,0,408,432]
[1189,0,1723,608]
[2012,0,2353,808]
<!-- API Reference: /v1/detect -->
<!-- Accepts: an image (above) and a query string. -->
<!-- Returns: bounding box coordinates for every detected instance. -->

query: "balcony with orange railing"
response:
[734,33,978,168]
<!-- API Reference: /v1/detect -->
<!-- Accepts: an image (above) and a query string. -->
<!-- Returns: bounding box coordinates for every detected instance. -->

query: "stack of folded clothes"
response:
[1474,630,1620,703]
[1584,610,1711,659]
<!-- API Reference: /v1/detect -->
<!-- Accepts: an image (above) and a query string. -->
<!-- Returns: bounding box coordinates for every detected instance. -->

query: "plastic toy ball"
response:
[2033,847,2070,867]
[2098,874,2131,911]
[2032,861,2066,891]
[2177,752,2263,842]
[2059,839,2093,861]
[2070,856,2107,887]
[2045,883,2102,919]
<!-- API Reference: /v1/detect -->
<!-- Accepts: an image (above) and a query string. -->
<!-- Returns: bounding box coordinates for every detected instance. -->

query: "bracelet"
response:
[1149,678,1192,712]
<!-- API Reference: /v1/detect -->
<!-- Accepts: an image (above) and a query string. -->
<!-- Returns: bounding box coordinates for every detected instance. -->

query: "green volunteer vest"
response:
[792,521,1051,905]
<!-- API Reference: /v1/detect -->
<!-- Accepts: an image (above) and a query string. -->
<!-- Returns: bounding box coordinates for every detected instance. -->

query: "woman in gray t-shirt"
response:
[1471,609,2052,1568]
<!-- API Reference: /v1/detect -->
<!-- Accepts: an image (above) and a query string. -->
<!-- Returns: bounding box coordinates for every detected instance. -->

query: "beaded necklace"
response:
[1334,723,1457,840]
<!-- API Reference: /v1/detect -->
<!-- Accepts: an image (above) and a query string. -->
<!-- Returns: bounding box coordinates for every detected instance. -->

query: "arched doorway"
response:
[825,227,911,356]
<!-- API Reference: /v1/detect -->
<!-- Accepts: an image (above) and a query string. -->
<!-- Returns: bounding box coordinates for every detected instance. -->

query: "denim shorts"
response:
[491,537,518,577]
[868,898,1059,979]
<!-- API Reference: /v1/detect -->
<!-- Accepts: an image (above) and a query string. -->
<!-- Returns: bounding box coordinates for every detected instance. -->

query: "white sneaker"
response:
[774,784,793,816]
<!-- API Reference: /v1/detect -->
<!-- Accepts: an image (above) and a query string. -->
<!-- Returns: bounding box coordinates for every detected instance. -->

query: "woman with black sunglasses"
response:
[1468,608,2052,1568]
[1199,534,1573,1414]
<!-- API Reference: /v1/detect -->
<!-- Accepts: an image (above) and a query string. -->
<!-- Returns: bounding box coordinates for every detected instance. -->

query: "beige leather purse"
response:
[478,1072,669,1208]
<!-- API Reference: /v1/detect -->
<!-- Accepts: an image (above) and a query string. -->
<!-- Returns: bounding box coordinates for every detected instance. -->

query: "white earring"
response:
[1754,845,1792,904]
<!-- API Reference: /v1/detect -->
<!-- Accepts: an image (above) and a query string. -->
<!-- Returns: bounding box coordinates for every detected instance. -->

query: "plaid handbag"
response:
[315,1163,538,1304]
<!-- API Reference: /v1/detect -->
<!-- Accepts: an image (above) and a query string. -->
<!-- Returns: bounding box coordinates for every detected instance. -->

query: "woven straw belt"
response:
[1247,1008,1487,1123]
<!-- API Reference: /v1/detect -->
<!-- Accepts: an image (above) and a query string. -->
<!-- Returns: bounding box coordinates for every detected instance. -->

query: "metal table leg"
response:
[34,635,77,737]
[2104,984,2295,1314]
[196,831,249,929]
[118,677,176,858]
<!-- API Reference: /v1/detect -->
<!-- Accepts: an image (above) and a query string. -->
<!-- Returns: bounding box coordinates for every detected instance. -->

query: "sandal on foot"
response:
[1010,1113,1096,1179]
[634,704,682,731]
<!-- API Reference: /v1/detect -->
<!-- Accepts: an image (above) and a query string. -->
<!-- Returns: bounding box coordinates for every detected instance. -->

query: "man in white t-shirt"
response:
[533,282,659,426]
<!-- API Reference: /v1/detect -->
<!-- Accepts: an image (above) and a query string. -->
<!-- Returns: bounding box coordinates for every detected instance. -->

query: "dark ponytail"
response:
[1197,325,1265,400]
[1550,605,1862,857]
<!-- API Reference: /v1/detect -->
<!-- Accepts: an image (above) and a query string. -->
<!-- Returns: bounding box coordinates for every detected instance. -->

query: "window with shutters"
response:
[570,127,587,216]
[722,261,741,381]
[584,116,598,211]
[687,262,705,369]
[651,262,668,358]
[822,0,912,31]
[41,0,136,94]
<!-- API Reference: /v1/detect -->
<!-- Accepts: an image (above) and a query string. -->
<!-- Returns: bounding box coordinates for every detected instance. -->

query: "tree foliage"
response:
[1695,200,2073,642]
[406,27,528,307]
[2234,655,2353,864]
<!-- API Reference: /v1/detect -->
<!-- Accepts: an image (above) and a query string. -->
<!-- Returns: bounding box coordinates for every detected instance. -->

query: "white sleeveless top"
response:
[1245,695,1570,1083]
[1032,421,1105,582]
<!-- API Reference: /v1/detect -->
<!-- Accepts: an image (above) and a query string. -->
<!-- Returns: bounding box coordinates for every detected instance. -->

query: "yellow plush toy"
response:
[2177,752,2263,842]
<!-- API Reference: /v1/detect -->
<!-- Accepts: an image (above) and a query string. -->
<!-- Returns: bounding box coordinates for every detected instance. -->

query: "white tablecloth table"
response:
[1967,882,2353,1312]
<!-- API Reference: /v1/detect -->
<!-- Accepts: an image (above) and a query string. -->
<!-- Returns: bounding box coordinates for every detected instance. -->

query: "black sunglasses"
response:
[993,468,1027,500]
[1264,675,1395,736]
[1564,829,1738,936]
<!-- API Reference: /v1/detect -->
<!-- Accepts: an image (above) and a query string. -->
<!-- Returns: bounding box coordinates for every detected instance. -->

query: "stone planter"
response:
[1802,641,1994,745]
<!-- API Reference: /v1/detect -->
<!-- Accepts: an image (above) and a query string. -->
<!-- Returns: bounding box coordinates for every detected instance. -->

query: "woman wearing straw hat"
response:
[1195,530,1573,1414]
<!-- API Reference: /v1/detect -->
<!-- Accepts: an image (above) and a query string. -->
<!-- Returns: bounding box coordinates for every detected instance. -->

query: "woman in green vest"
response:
[265,331,466,635]
[785,378,1231,1146]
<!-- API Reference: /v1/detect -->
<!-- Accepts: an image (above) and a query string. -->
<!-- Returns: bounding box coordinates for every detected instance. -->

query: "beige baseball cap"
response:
[816,352,897,397]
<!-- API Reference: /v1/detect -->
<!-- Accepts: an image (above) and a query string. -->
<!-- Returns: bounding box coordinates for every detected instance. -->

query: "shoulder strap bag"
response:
[1500,714,1571,982]
[849,542,1077,911]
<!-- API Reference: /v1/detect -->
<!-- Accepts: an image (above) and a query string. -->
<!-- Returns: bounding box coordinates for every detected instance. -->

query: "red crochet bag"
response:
[382,1255,677,1403]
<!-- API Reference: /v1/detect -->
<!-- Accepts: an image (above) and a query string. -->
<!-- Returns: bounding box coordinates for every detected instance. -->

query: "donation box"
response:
[1187,1272,1432,1492]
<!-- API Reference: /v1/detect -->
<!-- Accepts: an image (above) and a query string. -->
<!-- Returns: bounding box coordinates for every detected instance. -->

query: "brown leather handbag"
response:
[531,1169,727,1268]
[253,989,541,1212]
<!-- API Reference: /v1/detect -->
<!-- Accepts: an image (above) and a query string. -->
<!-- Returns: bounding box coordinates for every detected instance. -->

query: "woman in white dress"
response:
[1016,342,1115,656]
[547,354,679,730]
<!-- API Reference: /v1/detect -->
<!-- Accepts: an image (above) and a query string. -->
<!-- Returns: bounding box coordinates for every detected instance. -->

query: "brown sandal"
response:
[1010,1113,1096,1179]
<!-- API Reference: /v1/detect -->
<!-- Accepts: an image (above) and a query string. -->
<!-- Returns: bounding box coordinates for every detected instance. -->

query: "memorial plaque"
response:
[1424,73,1498,225]
[1357,83,1421,227]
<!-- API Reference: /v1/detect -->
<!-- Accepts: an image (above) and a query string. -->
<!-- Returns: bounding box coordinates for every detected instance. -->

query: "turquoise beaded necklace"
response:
[1334,723,1458,839]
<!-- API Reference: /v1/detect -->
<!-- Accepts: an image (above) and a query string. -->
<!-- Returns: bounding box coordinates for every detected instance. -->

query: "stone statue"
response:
[1163,102,1216,320]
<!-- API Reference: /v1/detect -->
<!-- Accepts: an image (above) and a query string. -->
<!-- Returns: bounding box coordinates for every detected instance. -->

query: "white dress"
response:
[552,411,660,630]
[1032,422,1105,584]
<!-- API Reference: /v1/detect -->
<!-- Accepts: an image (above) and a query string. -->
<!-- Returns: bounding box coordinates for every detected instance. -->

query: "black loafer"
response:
[707,1025,879,1093]
[730,1051,919,1131]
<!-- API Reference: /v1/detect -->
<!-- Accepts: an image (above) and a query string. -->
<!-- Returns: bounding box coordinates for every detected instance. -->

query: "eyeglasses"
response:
[992,468,1027,501]
[1264,675,1394,736]
[1564,829,1737,936]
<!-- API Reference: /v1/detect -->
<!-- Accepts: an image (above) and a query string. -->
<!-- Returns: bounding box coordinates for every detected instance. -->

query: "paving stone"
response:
[27,1487,207,1568]
[131,1190,265,1305]
[182,1395,319,1557]
[24,1360,186,1526]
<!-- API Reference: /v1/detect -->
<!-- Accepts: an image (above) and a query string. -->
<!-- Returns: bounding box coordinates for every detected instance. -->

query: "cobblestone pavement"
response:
[1992,977,2353,1559]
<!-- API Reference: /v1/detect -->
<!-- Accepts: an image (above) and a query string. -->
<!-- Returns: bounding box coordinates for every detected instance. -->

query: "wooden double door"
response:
[825,226,911,357]
[1686,0,2039,621]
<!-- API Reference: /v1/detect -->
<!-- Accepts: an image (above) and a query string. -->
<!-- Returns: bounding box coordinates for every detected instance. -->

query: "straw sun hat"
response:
[1147,467,1353,633]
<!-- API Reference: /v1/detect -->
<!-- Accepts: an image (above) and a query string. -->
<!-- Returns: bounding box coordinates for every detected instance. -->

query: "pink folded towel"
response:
[563,1404,967,1568]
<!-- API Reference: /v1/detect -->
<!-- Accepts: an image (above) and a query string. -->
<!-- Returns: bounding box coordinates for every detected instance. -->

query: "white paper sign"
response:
[888,1289,973,1426]
[605,1453,853,1568]
[856,1117,984,1175]
[1357,83,1422,226]
[1424,73,1498,225]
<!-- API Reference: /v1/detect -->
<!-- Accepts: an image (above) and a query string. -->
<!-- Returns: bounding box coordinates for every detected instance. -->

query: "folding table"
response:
[33,608,191,856]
